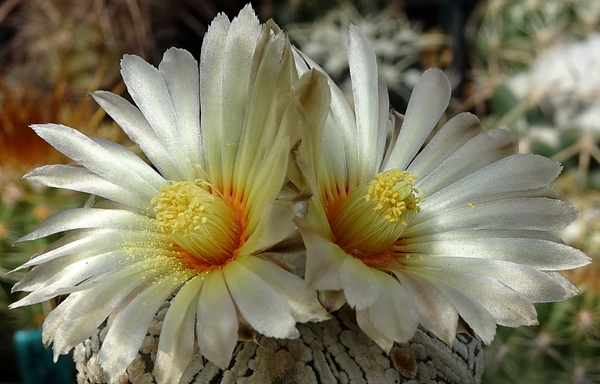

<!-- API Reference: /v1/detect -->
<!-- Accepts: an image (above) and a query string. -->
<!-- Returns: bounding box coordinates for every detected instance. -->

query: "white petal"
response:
[200,5,261,185]
[24,165,151,212]
[50,268,155,356]
[12,251,132,306]
[158,48,203,167]
[414,267,538,327]
[91,90,181,179]
[196,270,238,369]
[407,113,483,177]
[30,124,159,200]
[16,229,158,271]
[422,276,497,344]
[401,228,564,244]
[297,217,344,290]
[419,154,562,213]
[404,256,581,302]
[348,24,387,179]
[241,133,290,233]
[394,270,459,345]
[239,198,297,255]
[292,47,360,187]
[121,55,194,177]
[406,197,578,237]
[395,237,590,271]
[41,260,167,351]
[16,208,153,243]
[339,255,381,311]
[383,68,451,172]
[365,271,419,345]
[223,258,298,339]
[355,308,395,353]
[155,275,203,384]
[414,128,518,196]
[99,272,188,383]
[12,251,90,291]
[236,256,329,323]
[88,136,165,188]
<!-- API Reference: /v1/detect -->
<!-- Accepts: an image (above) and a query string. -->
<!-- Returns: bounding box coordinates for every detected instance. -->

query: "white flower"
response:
[10,5,330,384]
[293,25,591,352]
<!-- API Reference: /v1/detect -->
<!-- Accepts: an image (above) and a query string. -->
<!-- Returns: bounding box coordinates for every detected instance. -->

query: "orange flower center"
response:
[152,180,244,271]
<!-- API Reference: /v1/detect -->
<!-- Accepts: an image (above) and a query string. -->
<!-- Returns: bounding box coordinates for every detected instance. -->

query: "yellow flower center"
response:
[329,169,422,257]
[151,180,243,270]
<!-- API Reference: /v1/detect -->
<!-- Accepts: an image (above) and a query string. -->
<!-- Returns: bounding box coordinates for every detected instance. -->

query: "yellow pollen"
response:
[364,169,422,224]
[152,181,212,235]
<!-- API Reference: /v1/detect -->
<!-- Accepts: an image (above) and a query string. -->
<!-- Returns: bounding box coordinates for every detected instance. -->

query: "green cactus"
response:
[484,289,600,384]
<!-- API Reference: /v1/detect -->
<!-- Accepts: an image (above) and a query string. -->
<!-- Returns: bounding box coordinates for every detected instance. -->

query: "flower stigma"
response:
[328,169,422,263]
[151,179,243,271]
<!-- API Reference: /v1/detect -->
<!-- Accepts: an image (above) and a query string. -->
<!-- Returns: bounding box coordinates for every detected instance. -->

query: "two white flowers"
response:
[10,5,590,384]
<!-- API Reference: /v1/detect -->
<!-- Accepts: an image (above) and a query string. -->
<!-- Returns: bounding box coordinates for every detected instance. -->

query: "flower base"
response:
[73,303,483,384]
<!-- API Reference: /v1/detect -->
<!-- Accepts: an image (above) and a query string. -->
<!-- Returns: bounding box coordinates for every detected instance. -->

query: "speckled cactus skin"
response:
[74,303,483,384]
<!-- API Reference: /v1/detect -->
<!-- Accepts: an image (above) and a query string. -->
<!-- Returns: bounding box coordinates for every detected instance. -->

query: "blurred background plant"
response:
[284,2,450,103]
[1,0,599,383]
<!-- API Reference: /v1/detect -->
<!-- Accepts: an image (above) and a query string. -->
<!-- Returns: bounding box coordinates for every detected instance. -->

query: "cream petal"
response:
[155,275,203,384]
[423,276,497,344]
[355,308,395,353]
[30,124,159,200]
[242,134,291,233]
[239,196,297,256]
[414,268,538,328]
[196,270,238,369]
[375,75,391,171]
[292,47,359,186]
[414,128,518,196]
[339,255,381,311]
[297,218,345,290]
[200,5,261,187]
[236,256,329,323]
[418,154,562,213]
[158,48,203,167]
[120,55,194,176]
[16,208,154,243]
[223,259,298,339]
[366,271,419,346]
[406,197,578,237]
[24,165,151,212]
[407,113,483,177]
[383,68,451,172]
[394,270,459,345]
[99,272,188,383]
[91,90,181,180]
[395,237,590,271]
[348,24,388,179]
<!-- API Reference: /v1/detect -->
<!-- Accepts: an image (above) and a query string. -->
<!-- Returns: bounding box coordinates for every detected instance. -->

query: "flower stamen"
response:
[365,169,421,224]
[328,169,422,258]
